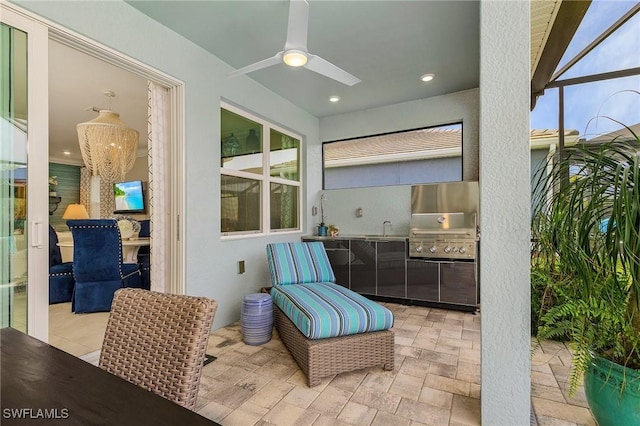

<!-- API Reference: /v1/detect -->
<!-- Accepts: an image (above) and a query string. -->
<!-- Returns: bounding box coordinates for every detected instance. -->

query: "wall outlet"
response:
[238,260,245,274]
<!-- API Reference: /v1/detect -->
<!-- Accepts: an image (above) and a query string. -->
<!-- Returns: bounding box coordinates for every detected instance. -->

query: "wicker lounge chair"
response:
[266,242,394,386]
[99,288,217,409]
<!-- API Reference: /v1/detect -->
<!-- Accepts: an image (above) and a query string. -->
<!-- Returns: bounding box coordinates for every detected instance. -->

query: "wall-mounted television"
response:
[113,180,146,214]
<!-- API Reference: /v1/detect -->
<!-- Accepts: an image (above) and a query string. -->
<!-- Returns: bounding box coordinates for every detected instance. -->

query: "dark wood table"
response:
[0,327,219,425]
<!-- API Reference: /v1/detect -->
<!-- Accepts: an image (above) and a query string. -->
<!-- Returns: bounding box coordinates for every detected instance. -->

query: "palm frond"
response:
[531,128,640,394]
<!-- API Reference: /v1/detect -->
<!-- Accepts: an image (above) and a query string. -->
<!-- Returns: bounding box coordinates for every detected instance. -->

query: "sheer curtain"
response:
[147,82,169,292]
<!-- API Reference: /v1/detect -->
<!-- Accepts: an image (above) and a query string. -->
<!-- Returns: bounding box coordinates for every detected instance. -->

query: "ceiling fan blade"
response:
[228,52,283,78]
[305,54,361,86]
[284,0,309,51]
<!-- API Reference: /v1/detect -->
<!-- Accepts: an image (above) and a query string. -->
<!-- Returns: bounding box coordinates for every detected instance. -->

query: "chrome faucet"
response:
[383,220,392,237]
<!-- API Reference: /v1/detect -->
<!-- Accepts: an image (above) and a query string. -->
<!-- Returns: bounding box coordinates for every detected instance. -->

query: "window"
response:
[220,104,301,236]
[323,123,463,190]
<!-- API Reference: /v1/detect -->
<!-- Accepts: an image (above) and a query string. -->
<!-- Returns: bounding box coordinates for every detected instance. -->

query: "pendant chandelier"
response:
[77,92,139,183]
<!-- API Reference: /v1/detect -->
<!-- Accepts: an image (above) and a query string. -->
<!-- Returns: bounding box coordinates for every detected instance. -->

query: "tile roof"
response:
[324,128,462,165]
[324,128,581,167]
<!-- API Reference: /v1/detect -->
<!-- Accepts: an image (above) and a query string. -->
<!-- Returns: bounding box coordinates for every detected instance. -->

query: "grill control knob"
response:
[459,247,467,254]
[415,244,423,253]
[429,246,437,253]
[444,246,452,253]
[452,247,459,253]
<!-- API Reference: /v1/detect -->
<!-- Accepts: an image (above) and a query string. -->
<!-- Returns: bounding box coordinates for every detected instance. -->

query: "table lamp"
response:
[62,204,90,219]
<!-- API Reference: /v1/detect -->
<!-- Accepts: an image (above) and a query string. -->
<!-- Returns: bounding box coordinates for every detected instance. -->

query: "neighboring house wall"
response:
[531,147,548,176]
[328,145,547,191]
[325,156,461,189]
[531,147,550,214]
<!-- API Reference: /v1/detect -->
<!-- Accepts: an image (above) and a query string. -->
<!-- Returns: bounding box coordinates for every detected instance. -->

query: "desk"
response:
[57,237,150,263]
[0,327,218,425]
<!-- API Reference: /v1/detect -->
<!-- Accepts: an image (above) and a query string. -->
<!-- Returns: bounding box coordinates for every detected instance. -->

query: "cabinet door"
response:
[440,261,477,306]
[323,239,350,288]
[377,241,406,298]
[350,240,376,295]
[407,260,439,301]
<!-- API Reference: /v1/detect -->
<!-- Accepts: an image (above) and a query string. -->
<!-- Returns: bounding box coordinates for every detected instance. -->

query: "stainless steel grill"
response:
[408,182,479,260]
[409,212,477,260]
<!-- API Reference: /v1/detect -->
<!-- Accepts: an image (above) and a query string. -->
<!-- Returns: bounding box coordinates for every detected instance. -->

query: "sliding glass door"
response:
[1,6,50,340]
[0,22,28,332]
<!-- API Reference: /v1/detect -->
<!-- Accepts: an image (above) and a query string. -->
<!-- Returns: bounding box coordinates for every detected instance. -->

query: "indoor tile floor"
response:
[49,301,109,356]
[49,301,596,425]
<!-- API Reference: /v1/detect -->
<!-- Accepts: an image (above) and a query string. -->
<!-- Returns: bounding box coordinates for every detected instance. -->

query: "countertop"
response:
[303,234,408,241]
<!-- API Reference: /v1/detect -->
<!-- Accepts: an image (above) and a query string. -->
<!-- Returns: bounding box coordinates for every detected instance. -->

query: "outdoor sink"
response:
[347,234,407,241]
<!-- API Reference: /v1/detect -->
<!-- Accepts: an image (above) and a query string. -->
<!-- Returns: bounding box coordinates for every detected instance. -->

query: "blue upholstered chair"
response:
[49,225,75,304]
[67,219,143,313]
[137,219,151,290]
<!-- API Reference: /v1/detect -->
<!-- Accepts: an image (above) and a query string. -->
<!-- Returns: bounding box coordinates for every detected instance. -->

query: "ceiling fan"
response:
[228,0,361,86]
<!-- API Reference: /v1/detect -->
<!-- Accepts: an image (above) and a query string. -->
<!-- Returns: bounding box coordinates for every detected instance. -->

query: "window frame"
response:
[220,102,303,239]
[322,122,464,190]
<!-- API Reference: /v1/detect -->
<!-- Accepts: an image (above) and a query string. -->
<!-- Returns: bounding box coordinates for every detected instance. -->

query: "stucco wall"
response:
[479,1,531,424]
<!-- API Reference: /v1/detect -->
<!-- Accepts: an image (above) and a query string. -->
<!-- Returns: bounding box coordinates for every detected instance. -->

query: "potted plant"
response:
[317,193,328,236]
[49,176,58,196]
[531,122,640,426]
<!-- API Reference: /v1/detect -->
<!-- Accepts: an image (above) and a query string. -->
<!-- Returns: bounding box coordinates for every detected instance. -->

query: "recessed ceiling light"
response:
[420,73,435,82]
[329,96,340,103]
[63,150,71,155]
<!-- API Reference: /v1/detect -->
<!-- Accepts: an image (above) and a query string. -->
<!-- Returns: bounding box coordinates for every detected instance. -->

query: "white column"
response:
[480,0,531,424]
[90,175,101,218]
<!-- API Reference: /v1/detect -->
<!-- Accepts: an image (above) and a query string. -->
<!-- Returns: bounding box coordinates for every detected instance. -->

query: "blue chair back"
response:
[67,219,142,313]
[49,225,75,304]
[67,219,125,281]
[49,225,63,266]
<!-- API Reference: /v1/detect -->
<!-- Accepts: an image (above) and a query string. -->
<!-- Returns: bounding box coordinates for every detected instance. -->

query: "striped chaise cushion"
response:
[271,282,394,339]
[266,242,335,286]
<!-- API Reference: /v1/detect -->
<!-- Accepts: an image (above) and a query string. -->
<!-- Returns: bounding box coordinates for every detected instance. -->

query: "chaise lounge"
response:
[266,242,395,386]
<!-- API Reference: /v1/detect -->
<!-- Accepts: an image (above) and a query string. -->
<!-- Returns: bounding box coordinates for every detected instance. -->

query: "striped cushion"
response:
[266,242,335,286]
[271,282,394,339]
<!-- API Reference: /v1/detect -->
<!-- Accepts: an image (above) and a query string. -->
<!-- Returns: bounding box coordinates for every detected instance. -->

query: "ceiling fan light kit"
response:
[229,0,361,86]
[283,50,308,67]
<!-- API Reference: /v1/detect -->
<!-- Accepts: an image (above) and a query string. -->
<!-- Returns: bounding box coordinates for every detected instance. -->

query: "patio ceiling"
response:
[530,0,591,109]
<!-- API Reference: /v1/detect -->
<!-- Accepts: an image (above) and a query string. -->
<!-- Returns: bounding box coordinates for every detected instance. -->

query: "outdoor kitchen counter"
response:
[303,234,408,241]
[302,235,479,312]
